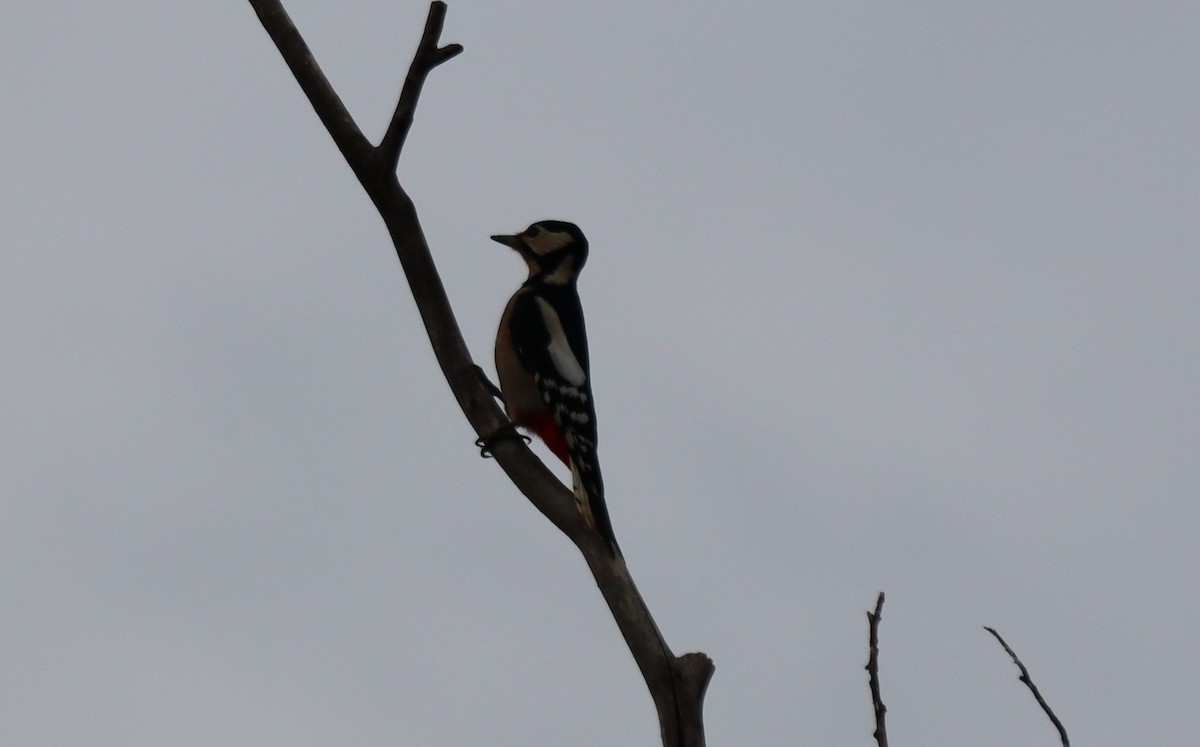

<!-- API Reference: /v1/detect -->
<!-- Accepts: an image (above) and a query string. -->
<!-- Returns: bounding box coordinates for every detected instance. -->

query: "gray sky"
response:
[3,1,1197,744]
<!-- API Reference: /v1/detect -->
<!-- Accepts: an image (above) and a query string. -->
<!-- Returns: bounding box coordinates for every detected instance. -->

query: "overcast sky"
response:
[3,2,1198,745]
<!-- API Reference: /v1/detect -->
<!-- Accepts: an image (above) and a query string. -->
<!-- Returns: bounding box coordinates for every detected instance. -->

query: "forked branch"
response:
[247,3,713,745]
[379,4,462,167]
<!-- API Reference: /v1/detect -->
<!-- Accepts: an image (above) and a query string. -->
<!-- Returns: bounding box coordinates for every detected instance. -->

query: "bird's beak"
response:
[490,233,522,249]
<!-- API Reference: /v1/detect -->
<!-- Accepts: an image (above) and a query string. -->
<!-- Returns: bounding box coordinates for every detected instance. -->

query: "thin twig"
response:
[865,592,888,747]
[246,3,713,745]
[984,626,1070,747]
[379,2,462,169]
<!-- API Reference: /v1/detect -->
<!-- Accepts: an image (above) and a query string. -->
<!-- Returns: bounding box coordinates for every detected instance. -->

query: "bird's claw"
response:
[475,422,531,459]
[473,365,506,404]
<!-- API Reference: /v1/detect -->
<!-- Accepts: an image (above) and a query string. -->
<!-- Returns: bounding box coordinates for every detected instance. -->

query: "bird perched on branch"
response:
[491,220,619,555]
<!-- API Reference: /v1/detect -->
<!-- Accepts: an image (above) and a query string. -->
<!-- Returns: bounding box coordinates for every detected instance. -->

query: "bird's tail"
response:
[570,459,621,556]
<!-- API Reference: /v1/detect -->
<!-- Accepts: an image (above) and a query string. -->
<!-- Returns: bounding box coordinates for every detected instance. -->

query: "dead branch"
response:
[985,626,1069,746]
[865,592,889,747]
[246,3,713,744]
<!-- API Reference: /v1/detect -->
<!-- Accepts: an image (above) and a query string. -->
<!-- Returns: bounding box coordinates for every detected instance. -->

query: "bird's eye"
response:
[526,225,541,238]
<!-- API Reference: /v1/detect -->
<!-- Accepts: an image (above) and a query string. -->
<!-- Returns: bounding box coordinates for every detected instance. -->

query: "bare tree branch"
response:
[984,626,1070,747]
[379,3,462,169]
[248,1,373,172]
[865,592,889,747]
[246,3,713,744]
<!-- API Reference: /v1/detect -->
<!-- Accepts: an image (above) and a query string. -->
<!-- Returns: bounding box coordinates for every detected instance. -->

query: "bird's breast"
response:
[496,294,544,419]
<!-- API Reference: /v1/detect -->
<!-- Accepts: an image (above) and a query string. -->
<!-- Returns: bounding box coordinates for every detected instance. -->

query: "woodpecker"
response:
[491,220,619,555]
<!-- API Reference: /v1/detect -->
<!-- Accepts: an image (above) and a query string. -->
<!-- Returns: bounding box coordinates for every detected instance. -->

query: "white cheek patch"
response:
[543,258,576,285]
[528,230,572,256]
[534,297,586,386]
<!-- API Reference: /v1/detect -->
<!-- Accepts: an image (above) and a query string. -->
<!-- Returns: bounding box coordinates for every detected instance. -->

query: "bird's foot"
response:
[475,422,531,459]
[473,365,506,404]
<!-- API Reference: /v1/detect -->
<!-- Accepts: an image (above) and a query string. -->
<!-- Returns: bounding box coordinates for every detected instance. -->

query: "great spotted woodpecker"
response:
[491,220,620,555]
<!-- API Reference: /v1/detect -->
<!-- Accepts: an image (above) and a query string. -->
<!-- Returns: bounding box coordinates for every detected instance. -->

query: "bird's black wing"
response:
[509,288,619,554]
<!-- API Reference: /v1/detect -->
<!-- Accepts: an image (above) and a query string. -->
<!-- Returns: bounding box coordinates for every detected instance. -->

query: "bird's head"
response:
[491,220,588,283]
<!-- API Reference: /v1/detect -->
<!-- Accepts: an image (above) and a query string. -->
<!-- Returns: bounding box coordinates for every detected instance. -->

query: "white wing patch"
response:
[534,297,586,386]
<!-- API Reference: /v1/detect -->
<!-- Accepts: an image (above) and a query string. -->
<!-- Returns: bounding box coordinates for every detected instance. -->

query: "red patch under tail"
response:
[514,410,570,465]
